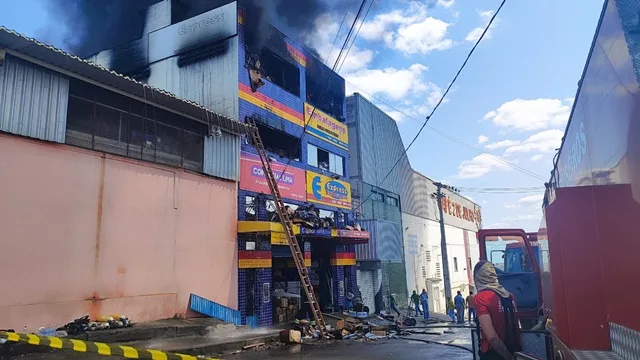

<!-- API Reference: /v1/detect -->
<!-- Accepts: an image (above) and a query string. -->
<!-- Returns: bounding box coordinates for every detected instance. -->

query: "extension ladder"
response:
[246,117,328,337]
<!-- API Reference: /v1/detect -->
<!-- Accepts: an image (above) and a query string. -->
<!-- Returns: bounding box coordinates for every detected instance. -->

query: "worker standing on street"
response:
[390,294,401,317]
[420,289,430,320]
[454,291,465,323]
[467,291,476,322]
[474,260,522,360]
[411,290,422,316]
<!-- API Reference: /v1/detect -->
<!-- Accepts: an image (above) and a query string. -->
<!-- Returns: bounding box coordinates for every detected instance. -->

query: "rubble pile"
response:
[279,312,417,344]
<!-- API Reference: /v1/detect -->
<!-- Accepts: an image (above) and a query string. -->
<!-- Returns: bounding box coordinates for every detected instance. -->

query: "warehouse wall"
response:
[0,133,238,330]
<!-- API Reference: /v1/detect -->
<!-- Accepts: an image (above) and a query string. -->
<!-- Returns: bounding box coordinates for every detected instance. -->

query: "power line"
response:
[351,0,508,218]
[342,81,546,181]
[272,0,370,181]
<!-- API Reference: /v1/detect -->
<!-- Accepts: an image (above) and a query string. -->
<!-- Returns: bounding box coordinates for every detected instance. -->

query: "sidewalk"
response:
[2,319,282,359]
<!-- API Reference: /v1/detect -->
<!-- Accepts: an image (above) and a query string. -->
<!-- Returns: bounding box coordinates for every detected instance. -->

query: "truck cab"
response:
[478,229,543,329]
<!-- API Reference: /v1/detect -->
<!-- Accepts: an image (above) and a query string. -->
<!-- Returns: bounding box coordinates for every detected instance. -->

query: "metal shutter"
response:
[357,270,375,313]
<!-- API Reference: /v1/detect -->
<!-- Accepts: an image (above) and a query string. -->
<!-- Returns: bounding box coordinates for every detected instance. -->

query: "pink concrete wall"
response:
[0,133,238,330]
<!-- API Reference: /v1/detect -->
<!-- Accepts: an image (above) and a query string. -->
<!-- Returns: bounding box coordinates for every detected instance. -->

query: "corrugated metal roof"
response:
[0,26,250,135]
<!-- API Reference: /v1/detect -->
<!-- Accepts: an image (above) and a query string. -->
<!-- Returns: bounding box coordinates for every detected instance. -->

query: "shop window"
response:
[255,122,300,160]
[307,144,344,176]
[65,78,205,172]
[260,48,300,96]
[454,257,459,272]
[385,196,399,207]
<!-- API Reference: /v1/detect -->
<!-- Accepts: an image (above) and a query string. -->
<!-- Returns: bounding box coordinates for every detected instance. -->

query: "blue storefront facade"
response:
[236,6,365,327]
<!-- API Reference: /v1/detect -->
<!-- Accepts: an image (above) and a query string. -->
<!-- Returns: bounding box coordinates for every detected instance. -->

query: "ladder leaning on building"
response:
[245,116,328,338]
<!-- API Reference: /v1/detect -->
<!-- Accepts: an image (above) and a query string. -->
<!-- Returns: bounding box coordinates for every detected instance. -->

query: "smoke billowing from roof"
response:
[45,0,162,57]
[46,0,339,59]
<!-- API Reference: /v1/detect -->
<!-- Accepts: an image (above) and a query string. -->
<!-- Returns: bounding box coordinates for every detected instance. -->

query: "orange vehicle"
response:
[478,1,640,359]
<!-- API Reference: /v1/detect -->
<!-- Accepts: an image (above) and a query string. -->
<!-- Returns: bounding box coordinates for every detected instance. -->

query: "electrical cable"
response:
[350,0,508,218]
[271,0,371,182]
[342,80,546,181]
[397,336,474,353]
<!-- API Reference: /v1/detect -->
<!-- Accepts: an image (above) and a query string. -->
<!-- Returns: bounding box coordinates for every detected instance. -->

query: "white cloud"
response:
[345,64,429,100]
[358,2,454,55]
[456,153,511,179]
[483,98,573,132]
[530,154,544,162]
[518,194,544,205]
[307,14,374,73]
[485,139,520,150]
[477,135,489,144]
[465,10,497,42]
[437,0,456,9]
[504,129,564,154]
[389,17,454,55]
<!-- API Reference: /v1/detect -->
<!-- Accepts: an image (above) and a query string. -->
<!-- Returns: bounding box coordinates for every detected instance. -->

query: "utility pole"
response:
[433,182,452,303]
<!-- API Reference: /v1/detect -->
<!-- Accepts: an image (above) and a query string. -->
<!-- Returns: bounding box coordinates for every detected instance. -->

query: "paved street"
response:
[230,339,472,360]
[230,326,474,360]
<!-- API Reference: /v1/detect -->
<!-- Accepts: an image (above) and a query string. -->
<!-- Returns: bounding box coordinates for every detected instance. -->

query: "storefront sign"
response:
[304,103,348,150]
[240,151,306,201]
[306,171,352,209]
[332,229,369,239]
[149,2,237,63]
[442,196,482,227]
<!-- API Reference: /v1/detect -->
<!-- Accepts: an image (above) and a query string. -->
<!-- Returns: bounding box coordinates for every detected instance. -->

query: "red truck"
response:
[478,1,640,359]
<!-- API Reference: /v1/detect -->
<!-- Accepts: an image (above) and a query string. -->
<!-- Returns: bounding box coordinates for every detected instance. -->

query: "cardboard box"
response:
[279,329,301,344]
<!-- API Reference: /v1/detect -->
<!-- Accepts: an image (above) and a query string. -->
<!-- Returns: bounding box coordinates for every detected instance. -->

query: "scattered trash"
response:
[242,342,265,350]
[56,314,133,335]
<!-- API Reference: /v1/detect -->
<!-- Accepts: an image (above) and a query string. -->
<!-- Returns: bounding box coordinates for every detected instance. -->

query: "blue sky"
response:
[0,0,604,231]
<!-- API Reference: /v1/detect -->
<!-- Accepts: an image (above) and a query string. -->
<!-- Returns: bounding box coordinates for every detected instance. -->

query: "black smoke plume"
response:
[46,0,337,59]
[45,0,162,57]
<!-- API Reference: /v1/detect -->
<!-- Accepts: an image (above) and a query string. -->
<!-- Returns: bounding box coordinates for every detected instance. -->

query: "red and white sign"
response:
[239,151,306,201]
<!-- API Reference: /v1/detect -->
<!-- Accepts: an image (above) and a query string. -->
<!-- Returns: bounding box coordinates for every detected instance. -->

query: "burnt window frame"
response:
[259,48,301,97]
[65,79,206,172]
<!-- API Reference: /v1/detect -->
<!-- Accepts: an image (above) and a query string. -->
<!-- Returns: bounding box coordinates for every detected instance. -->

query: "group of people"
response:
[409,289,431,320]
[401,261,523,360]
[452,290,477,323]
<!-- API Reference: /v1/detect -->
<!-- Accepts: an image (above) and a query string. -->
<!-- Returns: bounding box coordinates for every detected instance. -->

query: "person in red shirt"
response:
[473,260,522,360]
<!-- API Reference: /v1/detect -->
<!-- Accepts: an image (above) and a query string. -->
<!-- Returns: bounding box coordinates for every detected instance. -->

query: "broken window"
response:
[307,144,344,176]
[305,58,345,121]
[254,122,301,160]
[65,78,205,172]
[266,200,298,221]
[259,48,300,96]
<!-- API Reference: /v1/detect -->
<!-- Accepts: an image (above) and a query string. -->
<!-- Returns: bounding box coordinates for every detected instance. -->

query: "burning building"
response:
[87,0,369,327]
